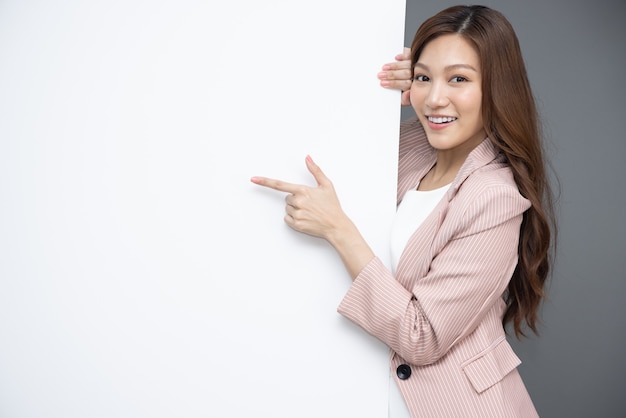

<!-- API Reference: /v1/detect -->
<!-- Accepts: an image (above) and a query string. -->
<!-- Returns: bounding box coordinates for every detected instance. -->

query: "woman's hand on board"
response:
[377,47,412,106]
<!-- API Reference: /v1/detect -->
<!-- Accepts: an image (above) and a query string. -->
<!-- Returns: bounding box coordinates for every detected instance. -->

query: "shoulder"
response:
[399,117,426,146]
[465,158,518,193]
[400,116,423,134]
[399,117,431,154]
[450,160,531,235]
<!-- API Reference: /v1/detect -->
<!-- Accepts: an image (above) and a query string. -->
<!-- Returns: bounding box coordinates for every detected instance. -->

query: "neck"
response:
[418,156,461,191]
[429,131,487,187]
[418,144,478,191]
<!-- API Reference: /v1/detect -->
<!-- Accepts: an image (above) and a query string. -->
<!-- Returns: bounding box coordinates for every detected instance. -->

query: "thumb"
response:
[401,90,411,106]
[305,155,330,187]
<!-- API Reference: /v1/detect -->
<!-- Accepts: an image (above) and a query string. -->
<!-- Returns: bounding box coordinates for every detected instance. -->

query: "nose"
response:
[424,81,449,109]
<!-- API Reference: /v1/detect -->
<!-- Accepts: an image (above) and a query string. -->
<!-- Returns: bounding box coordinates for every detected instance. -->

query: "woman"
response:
[251,5,555,417]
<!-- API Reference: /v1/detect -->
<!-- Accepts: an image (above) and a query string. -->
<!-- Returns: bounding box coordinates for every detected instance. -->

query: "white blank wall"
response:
[0,1,405,417]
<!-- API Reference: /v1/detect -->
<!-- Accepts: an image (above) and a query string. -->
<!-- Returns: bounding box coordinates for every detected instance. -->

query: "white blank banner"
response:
[0,1,405,417]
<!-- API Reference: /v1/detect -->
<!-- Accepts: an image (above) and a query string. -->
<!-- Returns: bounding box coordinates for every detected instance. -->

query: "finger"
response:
[285,202,296,218]
[380,62,410,72]
[382,48,410,66]
[401,90,411,106]
[378,66,412,91]
[382,51,411,71]
[283,212,295,228]
[398,46,410,61]
[304,155,330,187]
[250,176,302,194]
[378,67,412,80]
[379,61,411,75]
[284,204,300,227]
[285,193,297,208]
[379,79,413,92]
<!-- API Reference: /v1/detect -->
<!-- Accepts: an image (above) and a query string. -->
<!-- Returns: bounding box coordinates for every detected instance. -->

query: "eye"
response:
[450,76,468,83]
[414,74,430,82]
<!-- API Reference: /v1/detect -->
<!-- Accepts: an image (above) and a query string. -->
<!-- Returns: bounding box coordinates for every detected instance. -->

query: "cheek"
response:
[409,87,425,109]
[458,90,482,112]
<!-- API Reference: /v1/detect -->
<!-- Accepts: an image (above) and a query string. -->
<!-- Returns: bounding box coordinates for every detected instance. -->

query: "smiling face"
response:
[410,34,486,158]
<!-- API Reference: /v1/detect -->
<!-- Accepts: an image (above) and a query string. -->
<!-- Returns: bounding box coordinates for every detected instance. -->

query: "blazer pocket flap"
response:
[462,339,521,393]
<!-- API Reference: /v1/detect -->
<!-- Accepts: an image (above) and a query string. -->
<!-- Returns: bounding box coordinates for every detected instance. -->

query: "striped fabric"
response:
[337,118,539,417]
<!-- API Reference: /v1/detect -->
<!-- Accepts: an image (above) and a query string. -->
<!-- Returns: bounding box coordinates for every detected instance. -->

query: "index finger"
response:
[398,46,410,61]
[382,48,411,71]
[381,60,411,71]
[250,176,301,194]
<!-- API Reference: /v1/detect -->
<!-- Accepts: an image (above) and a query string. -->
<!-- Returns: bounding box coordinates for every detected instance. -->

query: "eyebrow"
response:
[414,63,479,72]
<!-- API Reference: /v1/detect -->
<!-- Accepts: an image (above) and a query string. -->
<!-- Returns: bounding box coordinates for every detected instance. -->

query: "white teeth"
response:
[428,116,457,124]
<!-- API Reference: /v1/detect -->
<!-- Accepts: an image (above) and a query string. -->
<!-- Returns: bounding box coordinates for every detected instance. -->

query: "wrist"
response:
[327,218,375,280]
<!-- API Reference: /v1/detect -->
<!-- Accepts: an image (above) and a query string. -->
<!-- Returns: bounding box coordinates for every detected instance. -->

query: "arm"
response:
[338,184,530,365]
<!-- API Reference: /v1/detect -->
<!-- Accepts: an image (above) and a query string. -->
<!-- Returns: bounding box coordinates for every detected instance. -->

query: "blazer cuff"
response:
[337,257,413,338]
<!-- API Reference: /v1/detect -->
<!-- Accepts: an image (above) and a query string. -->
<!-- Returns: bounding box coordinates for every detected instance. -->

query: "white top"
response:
[388,182,450,418]
[390,184,450,274]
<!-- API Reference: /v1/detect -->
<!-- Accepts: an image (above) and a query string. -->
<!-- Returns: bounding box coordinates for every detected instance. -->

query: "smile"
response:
[428,116,458,124]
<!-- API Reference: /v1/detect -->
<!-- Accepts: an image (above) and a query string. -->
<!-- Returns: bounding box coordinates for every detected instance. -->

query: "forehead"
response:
[417,34,480,70]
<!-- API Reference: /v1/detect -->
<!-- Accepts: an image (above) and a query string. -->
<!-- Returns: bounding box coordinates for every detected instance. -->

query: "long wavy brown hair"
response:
[410,5,557,338]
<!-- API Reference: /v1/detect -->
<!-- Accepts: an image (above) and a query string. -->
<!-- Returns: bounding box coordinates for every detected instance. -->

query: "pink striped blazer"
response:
[337,118,539,417]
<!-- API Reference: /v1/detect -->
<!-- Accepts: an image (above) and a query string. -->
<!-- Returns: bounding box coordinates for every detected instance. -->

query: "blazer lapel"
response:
[445,138,501,202]
[395,196,447,288]
[394,136,502,289]
[396,148,437,205]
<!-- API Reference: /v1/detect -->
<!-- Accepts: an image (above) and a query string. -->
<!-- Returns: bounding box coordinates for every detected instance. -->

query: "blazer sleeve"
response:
[337,183,530,366]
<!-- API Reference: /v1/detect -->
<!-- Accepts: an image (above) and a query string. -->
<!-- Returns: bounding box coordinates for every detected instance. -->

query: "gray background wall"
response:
[402,1,626,417]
